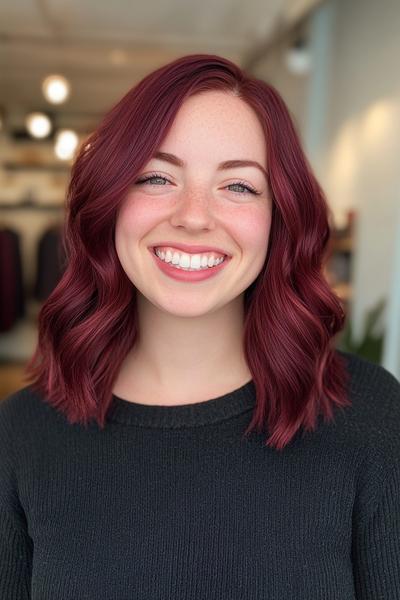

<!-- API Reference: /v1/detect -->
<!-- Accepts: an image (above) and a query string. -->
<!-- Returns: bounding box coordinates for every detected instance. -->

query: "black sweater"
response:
[1,350,400,599]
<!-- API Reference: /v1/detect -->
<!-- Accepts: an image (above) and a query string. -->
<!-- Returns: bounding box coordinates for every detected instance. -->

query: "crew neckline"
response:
[107,379,256,428]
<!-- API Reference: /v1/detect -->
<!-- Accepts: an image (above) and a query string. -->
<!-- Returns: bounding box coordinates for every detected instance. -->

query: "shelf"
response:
[332,282,353,301]
[3,161,71,172]
[330,236,353,252]
[0,201,64,210]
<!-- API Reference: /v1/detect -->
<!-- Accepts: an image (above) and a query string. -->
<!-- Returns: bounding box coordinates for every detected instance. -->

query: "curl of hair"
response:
[23,53,351,450]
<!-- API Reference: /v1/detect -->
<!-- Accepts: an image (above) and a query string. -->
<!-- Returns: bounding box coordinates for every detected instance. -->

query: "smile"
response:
[149,247,231,282]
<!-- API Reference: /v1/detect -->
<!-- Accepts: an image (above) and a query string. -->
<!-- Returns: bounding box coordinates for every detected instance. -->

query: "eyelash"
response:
[135,172,260,195]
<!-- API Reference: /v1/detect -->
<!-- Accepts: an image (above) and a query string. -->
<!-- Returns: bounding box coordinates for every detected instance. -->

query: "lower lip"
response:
[149,248,231,282]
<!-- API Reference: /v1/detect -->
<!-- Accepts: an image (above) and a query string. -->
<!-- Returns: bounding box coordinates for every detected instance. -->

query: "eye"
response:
[227,181,259,195]
[135,173,260,196]
[135,172,170,186]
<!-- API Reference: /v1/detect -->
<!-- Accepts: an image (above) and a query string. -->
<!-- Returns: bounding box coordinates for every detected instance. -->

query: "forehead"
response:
[157,91,266,165]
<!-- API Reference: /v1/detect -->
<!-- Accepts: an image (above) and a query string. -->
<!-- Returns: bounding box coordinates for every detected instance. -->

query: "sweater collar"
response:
[107,379,255,428]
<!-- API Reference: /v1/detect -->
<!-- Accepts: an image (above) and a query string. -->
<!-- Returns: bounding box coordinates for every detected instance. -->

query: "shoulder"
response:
[334,350,400,528]
[332,349,400,469]
[0,387,45,513]
[337,349,400,405]
[1,384,50,416]
[0,384,62,439]
[311,350,400,467]
[0,385,74,492]
[337,350,400,419]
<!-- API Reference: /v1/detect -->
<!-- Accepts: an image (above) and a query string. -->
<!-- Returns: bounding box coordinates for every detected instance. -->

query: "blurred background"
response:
[1,0,400,399]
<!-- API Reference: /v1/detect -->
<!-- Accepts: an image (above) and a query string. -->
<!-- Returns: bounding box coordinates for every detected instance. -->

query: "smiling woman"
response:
[113,89,273,359]
[1,53,399,599]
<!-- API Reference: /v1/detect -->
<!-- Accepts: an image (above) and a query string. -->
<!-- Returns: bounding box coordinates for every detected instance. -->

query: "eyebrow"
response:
[152,151,268,180]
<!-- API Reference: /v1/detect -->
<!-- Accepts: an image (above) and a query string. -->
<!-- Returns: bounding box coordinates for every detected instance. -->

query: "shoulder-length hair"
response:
[23,53,351,450]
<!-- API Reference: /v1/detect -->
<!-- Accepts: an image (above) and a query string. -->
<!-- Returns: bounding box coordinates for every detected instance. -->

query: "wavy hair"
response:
[23,53,351,450]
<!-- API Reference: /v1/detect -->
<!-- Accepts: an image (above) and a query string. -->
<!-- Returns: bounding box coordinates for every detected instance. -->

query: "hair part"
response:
[23,53,351,450]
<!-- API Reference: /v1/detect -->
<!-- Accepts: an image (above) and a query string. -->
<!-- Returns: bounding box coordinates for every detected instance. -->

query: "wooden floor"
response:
[0,363,29,400]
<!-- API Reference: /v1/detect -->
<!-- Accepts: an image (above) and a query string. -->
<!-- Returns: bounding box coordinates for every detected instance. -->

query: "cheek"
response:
[116,194,159,239]
[115,199,141,268]
[228,204,272,258]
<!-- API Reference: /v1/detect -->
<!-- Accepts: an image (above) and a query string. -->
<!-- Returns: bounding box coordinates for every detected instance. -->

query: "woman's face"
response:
[115,90,272,317]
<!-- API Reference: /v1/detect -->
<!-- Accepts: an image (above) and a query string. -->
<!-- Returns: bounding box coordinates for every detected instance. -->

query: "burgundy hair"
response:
[23,53,351,450]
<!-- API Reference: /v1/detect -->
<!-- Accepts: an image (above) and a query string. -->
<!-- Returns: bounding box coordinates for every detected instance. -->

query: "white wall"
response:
[319,0,400,361]
[251,0,400,374]
[251,29,310,141]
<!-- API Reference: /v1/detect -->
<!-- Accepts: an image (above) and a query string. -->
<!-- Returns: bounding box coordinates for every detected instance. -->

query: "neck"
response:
[113,292,252,405]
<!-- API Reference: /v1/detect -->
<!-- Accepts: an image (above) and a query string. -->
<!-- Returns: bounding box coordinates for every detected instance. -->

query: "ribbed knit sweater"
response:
[1,349,400,599]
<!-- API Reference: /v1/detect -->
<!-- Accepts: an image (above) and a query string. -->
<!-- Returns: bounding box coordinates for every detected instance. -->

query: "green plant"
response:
[336,298,386,365]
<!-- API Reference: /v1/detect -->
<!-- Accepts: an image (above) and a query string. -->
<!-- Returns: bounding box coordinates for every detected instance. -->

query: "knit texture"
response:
[0,349,399,599]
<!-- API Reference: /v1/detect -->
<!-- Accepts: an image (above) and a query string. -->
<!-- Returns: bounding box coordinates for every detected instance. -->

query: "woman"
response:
[1,54,399,599]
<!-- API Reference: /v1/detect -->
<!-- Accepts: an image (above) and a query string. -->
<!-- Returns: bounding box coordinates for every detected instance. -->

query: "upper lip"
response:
[151,242,231,257]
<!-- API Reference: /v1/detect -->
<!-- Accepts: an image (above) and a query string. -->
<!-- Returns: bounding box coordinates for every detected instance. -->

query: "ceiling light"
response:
[54,129,79,160]
[285,38,312,75]
[42,74,71,104]
[109,49,128,66]
[25,112,52,138]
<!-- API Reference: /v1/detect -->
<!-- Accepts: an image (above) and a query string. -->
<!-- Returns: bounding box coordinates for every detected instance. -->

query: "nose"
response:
[169,186,216,231]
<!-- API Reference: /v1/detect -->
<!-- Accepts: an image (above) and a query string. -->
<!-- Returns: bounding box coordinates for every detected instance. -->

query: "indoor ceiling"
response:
[0,0,321,134]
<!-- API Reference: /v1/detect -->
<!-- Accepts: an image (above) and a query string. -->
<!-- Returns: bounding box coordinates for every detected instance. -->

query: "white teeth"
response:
[155,248,225,270]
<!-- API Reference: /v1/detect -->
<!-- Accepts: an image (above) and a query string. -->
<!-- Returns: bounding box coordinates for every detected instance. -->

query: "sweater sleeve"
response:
[351,368,400,600]
[0,394,33,599]
[352,458,400,599]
